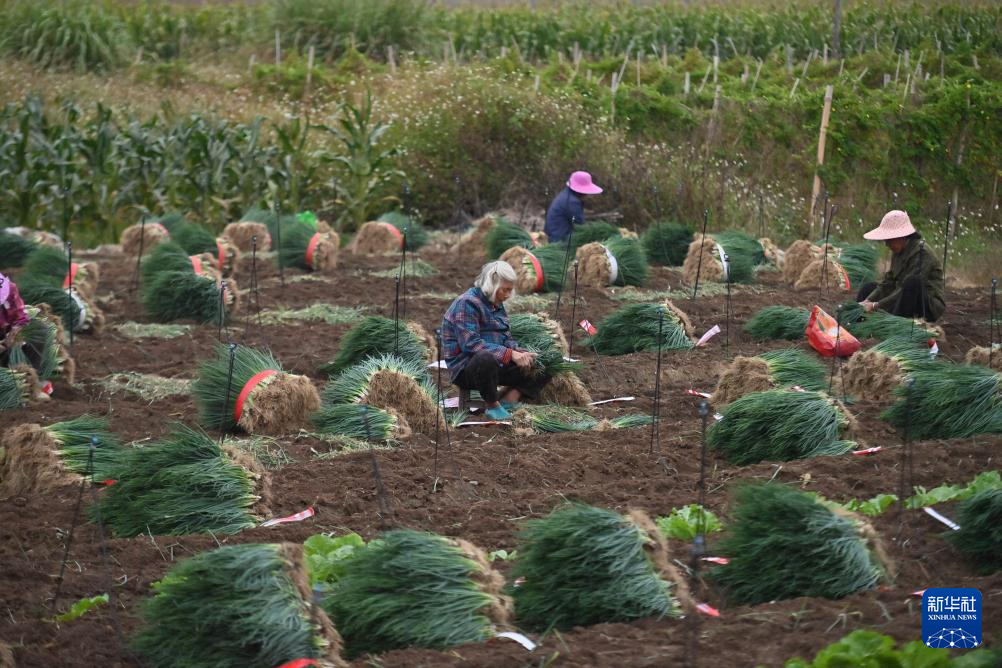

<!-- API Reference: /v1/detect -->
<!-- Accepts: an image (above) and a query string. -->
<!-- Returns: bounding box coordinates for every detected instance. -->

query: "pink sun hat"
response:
[0,272,9,304]
[567,171,603,195]
[863,210,916,240]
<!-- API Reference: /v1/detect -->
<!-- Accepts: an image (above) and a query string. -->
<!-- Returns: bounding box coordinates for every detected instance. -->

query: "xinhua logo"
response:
[922,588,982,649]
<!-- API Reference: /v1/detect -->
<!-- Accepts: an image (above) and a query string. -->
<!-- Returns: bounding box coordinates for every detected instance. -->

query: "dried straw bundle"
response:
[379,211,428,250]
[510,504,689,632]
[501,244,570,294]
[0,423,78,497]
[120,219,171,255]
[712,484,887,605]
[453,214,498,257]
[841,336,938,400]
[794,256,854,293]
[278,221,339,272]
[322,354,443,435]
[965,345,1002,372]
[223,221,272,253]
[134,543,346,668]
[575,236,649,288]
[193,344,320,435]
[322,530,511,659]
[709,389,857,464]
[713,349,826,406]
[348,221,404,254]
[783,240,824,284]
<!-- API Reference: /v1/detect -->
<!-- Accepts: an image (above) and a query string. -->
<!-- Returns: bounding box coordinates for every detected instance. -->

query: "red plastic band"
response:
[526,252,544,292]
[277,661,319,668]
[305,232,323,268]
[233,369,278,422]
[101,479,117,487]
[216,239,226,270]
[62,262,79,288]
[380,221,404,248]
[189,255,203,275]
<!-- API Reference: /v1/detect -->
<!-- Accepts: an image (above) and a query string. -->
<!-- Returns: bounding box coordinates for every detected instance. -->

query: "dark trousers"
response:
[856,277,937,321]
[454,351,552,404]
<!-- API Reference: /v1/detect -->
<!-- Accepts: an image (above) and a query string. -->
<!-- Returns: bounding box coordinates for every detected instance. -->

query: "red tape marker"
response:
[216,239,226,270]
[525,252,544,292]
[836,263,851,291]
[189,255,203,275]
[101,479,117,487]
[233,370,278,422]
[304,232,323,269]
[275,660,319,668]
[696,603,721,617]
[579,319,597,335]
[261,507,315,528]
[685,389,712,398]
[62,262,79,288]
[852,446,882,456]
[380,221,404,249]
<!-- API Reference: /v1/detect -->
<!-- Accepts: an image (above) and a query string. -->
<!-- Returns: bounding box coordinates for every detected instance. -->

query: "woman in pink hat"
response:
[857,210,945,321]
[543,171,603,243]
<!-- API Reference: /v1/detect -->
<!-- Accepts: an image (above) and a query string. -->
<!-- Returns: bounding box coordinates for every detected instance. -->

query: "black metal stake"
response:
[52,456,91,610]
[398,232,408,320]
[553,226,575,322]
[219,343,237,444]
[86,437,128,654]
[691,209,709,300]
[363,404,393,524]
[217,280,227,342]
[568,260,580,359]
[65,241,74,350]
[273,197,284,287]
[433,328,454,481]
[942,201,952,284]
[685,400,711,668]
[829,305,844,395]
[819,199,834,305]
[649,308,665,455]
[990,278,999,369]
[897,378,916,537]
[393,276,401,357]
[129,214,147,295]
[724,256,732,349]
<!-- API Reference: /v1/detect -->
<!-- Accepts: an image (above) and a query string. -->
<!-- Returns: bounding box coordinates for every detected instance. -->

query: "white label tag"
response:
[714,243,730,282]
[603,245,619,285]
[588,396,636,405]
[427,360,448,369]
[923,507,960,531]
[695,325,721,347]
[495,631,537,651]
[261,506,315,527]
[441,397,460,408]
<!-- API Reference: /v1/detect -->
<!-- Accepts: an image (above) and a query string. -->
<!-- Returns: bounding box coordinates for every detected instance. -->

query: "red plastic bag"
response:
[806,305,860,358]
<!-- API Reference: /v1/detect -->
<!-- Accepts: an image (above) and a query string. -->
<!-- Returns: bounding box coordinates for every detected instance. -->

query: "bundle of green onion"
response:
[43,415,122,480]
[881,363,1002,439]
[379,211,428,250]
[944,488,1002,574]
[0,230,37,268]
[744,305,810,341]
[311,403,403,440]
[641,221,693,266]
[484,218,532,259]
[320,316,428,376]
[585,302,693,355]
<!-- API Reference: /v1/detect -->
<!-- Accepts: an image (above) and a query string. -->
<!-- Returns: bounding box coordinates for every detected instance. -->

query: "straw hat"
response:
[863,210,916,240]
[567,171,603,195]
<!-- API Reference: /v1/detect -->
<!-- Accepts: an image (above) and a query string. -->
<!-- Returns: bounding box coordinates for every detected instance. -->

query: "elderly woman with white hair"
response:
[441,260,552,420]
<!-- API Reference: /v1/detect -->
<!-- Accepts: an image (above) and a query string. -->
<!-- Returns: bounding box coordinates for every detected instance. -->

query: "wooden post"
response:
[750,59,763,93]
[823,43,829,66]
[387,46,396,74]
[712,55,719,84]
[832,0,842,58]
[894,52,901,82]
[636,52,641,86]
[697,63,711,93]
[785,45,793,74]
[248,54,256,74]
[661,44,668,68]
[809,85,835,235]
[275,30,281,67]
[684,71,691,96]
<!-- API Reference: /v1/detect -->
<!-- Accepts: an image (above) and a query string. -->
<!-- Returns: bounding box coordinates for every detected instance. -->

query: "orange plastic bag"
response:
[806,305,861,358]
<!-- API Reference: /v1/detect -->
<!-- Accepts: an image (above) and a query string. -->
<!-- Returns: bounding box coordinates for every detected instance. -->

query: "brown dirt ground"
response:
[1,245,1000,668]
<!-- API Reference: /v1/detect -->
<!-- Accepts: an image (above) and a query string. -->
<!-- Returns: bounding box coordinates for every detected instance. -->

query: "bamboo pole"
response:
[809,85,835,235]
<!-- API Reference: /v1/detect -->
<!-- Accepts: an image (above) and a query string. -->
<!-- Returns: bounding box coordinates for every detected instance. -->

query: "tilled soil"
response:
[1,242,999,667]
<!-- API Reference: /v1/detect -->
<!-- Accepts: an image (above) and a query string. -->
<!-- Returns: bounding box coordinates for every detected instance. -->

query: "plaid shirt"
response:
[441,287,517,382]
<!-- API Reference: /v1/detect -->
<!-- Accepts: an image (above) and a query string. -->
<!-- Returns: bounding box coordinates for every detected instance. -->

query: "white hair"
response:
[474,260,517,301]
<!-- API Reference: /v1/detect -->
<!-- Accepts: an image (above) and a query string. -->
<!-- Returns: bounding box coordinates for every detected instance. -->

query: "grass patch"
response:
[113,322,192,339]
[308,432,397,458]
[370,258,439,278]
[610,284,760,303]
[283,273,336,284]
[418,291,459,301]
[95,372,191,402]
[258,303,367,326]
[226,435,295,470]
[506,293,554,313]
